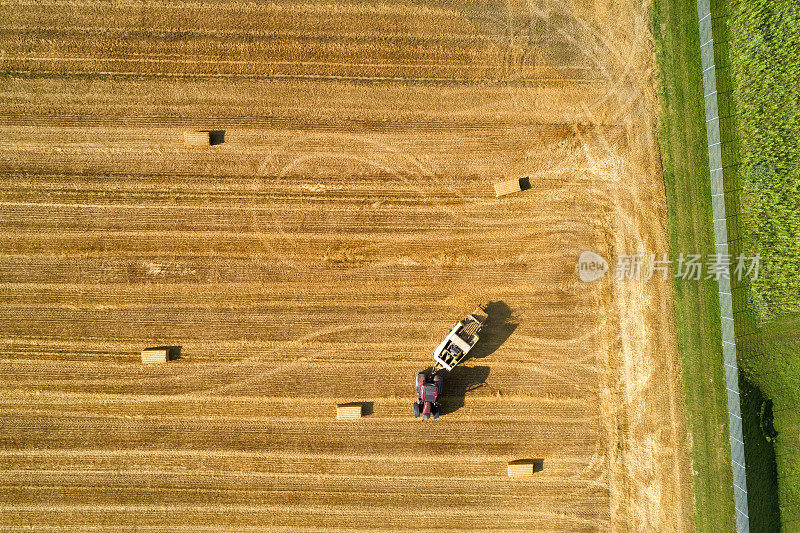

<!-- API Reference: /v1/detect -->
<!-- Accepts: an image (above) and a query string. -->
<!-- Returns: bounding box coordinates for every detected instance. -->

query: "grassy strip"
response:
[651,1,735,530]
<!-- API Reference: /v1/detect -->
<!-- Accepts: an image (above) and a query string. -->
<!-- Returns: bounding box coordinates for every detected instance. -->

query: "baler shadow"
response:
[468,300,517,360]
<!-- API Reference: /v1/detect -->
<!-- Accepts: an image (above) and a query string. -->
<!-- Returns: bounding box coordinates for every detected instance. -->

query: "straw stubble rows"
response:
[0,1,692,531]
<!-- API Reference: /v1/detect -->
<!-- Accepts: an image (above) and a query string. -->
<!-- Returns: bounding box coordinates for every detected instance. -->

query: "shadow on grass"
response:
[740,375,781,532]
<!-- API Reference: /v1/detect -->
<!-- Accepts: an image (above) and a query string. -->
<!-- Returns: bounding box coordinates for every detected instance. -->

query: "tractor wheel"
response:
[416,373,424,390]
[432,405,440,419]
[413,403,421,418]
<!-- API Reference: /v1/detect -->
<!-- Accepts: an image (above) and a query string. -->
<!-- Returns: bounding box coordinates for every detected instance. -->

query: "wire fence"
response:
[696,0,750,531]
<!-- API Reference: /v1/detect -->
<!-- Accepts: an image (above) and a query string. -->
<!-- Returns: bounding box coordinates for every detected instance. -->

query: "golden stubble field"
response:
[0,1,694,531]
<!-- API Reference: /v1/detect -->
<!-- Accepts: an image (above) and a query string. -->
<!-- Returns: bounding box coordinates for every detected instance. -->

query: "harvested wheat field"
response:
[0,1,694,531]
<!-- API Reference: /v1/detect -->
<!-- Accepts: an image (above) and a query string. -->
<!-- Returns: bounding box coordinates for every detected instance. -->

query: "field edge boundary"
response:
[696,0,750,531]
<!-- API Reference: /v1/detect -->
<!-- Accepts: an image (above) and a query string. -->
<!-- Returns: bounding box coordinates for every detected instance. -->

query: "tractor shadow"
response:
[439,365,490,416]
[468,300,518,361]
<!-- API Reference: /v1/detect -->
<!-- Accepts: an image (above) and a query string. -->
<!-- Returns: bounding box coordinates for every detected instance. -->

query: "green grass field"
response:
[711,0,800,528]
[740,316,800,530]
[726,0,800,324]
[651,0,735,530]
[739,377,782,532]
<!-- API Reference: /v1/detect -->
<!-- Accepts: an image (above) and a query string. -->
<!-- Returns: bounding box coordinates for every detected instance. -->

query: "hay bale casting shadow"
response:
[507,458,544,476]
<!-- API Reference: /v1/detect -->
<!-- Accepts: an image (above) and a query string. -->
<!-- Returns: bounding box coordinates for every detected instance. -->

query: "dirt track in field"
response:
[0,1,693,531]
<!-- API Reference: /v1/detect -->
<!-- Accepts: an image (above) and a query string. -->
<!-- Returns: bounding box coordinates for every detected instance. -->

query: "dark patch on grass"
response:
[740,377,781,532]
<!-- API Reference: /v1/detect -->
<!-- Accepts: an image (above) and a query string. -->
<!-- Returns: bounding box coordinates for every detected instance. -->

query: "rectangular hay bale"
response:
[184,131,210,147]
[494,177,523,197]
[141,348,170,364]
[336,403,363,420]
[507,460,536,477]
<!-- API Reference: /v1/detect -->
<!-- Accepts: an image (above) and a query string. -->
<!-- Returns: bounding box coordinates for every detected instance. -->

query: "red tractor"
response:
[414,372,443,421]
